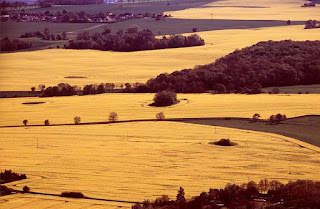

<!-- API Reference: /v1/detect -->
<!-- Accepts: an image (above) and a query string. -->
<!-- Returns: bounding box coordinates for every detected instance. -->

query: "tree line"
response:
[65,25,205,52]
[132,179,320,209]
[127,40,320,93]
[20,28,67,41]
[0,37,32,51]
[36,0,104,8]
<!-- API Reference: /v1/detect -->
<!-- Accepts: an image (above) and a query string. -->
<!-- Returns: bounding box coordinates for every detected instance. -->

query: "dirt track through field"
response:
[67,24,107,34]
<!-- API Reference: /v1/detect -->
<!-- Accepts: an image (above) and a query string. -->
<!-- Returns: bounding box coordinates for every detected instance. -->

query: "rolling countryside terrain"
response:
[1,0,320,208]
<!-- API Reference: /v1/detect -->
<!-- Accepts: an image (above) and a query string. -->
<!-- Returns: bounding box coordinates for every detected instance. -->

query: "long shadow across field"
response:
[1,115,319,148]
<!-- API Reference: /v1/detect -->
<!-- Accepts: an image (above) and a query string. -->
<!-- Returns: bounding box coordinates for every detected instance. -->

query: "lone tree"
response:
[153,91,177,107]
[109,112,118,122]
[23,119,28,126]
[31,87,36,92]
[252,113,261,122]
[74,116,81,125]
[156,112,165,120]
[44,119,50,126]
[23,186,30,193]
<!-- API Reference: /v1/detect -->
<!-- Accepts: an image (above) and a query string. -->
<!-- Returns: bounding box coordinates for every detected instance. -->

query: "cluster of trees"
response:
[305,19,320,29]
[127,40,320,93]
[133,179,320,209]
[269,113,287,124]
[66,25,205,52]
[0,185,14,196]
[36,0,104,8]
[20,28,67,41]
[0,1,29,9]
[1,37,32,51]
[0,169,27,184]
[43,83,78,97]
[83,83,116,95]
[152,91,178,107]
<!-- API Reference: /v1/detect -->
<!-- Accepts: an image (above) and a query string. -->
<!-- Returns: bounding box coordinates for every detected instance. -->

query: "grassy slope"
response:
[1,122,319,202]
[181,115,320,147]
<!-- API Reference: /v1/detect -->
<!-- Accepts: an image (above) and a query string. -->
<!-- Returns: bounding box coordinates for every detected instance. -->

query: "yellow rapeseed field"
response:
[0,25,319,91]
[1,94,319,126]
[1,122,319,204]
[167,0,320,20]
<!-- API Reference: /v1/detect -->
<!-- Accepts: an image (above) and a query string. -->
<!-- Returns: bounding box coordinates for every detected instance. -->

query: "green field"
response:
[1,18,305,52]
[262,84,320,94]
[21,0,211,14]
[181,115,320,147]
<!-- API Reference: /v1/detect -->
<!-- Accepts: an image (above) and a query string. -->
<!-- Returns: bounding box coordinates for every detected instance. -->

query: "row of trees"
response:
[43,83,79,97]
[20,29,67,41]
[83,83,116,95]
[1,37,32,51]
[127,40,320,93]
[22,111,168,127]
[66,25,205,52]
[133,179,320,209]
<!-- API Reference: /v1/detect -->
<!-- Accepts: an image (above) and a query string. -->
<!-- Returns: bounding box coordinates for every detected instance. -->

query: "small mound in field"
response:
[61,192,84,198]
[22,102,45,105]
[210,138,237,146]
[64,76,87,79]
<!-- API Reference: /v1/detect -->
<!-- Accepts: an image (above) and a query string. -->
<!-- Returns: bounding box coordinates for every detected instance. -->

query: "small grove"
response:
[65,26,205,52]
[0,169,27,184]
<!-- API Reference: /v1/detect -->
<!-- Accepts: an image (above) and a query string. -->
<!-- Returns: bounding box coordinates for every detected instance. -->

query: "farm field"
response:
[1,122,320,204]
[167,0,320,21]
[1,25,320,91]
[183,115,320,147]
[22,0,210,14]
[0,193,132,209]
[1,93,320,126]
[0,19,305,39]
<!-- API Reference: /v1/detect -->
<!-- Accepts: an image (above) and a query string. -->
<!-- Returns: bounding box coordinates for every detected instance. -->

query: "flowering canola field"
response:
[166,0,320,20]
[1,122,319,205]
[1,94,320,126]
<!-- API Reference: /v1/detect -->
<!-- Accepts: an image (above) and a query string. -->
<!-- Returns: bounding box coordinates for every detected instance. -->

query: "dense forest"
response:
[129,40,320,93]
[65,26,205,52]
[132,179,320,209]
